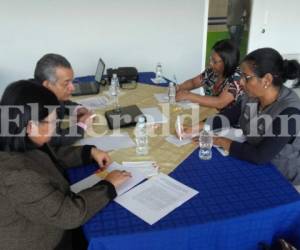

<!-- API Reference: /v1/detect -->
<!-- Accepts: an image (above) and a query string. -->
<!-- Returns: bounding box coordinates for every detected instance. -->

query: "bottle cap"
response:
[203,124,210,132]
[138,116,145,123]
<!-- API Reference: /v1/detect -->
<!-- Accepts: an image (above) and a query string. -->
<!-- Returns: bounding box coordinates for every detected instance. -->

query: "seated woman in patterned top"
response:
[176,39,243,111]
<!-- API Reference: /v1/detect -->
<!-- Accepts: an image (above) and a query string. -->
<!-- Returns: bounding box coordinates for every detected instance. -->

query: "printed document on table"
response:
[141,107,168,124]
[77,96,110,109]
[77,132,135,151]
[70,162,146,196]
[115,173,198,225]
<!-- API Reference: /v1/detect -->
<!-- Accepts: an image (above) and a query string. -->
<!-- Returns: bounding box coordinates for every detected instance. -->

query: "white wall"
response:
[248,0,300,96]
[248,0,300,55]
[0,0,208,94]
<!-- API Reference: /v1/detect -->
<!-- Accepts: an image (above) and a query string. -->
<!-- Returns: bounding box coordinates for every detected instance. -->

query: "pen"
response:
[176,116,182,141]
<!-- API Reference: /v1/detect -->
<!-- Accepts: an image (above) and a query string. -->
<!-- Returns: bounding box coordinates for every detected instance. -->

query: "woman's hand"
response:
[176,90,191,101]
[213,136,232,152]
[91,148,112,170]
[105,170,132,188]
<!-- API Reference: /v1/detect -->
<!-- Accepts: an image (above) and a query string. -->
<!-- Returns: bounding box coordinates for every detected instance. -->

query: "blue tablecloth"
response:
[75,72,170,87]
[67,148,300,250]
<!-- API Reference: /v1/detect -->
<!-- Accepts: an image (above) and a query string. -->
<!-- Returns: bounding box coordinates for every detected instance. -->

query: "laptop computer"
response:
[105,105,144,129]
[72,58,105,96]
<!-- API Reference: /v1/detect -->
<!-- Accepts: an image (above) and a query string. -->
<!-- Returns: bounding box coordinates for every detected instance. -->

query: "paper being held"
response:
[70,162,146,196]
[106,162,147,196]
[213,128,245,156]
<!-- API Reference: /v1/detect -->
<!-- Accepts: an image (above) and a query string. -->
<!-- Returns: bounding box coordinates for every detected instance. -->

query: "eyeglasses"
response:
[209,56,223,65]
[241,73,257,83]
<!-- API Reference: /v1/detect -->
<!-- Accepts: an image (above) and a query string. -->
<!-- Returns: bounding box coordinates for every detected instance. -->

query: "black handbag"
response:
[106,67,138,85]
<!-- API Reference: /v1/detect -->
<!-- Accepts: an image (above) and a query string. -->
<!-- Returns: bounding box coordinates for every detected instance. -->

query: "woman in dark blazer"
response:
[0,80,131,250]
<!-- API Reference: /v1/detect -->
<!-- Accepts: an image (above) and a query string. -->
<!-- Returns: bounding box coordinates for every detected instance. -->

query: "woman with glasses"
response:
[176,39,243,110]
[181,48,300,185]
[0,80,131,250]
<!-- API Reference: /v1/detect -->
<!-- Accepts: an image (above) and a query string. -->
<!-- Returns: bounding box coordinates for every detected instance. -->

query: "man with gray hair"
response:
[34,53,93,146]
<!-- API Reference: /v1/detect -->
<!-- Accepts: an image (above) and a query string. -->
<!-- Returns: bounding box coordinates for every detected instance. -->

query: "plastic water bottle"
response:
[199,124,213,160]
[135,116,148,155]
[168,82,176,104]
[109,74,120,111]
[155,62,163,83]
[111,73,120,93]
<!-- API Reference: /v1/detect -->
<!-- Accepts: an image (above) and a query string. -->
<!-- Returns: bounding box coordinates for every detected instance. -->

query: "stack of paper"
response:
[70,164,198,225]
[115,173,198,225]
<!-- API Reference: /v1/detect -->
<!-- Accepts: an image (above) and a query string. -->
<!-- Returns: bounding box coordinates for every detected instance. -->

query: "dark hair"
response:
[242,48,300,88]
[0,80,59,151]
[34,53,72,84]
[212,39,240,78]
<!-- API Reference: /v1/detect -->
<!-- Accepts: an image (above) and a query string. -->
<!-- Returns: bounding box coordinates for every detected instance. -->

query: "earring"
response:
[264,85,268,89]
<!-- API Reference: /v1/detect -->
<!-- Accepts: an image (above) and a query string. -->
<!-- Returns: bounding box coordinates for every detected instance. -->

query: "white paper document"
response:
[77,96,110,109]
[107,162,147,196]
[165,135,191,147]
[115,173,198,225]
[77,133,135,151]
[122,161,159,177]
[70,173,102,193]
[141,107,168,124]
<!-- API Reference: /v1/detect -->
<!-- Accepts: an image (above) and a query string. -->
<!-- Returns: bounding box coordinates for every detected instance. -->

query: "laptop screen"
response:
[95,58,105,83]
